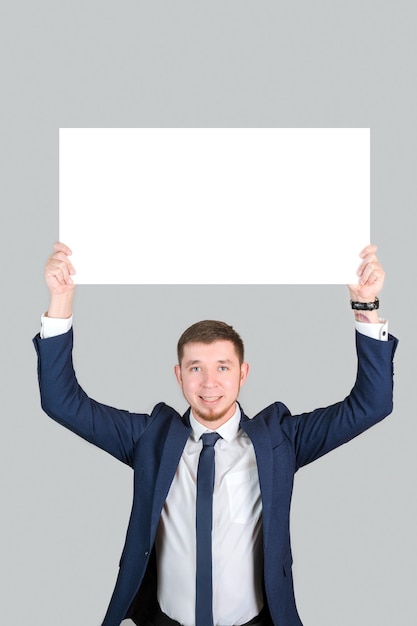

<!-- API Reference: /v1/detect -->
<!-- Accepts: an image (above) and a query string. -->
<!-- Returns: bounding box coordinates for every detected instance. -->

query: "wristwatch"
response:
[350,297,379,311]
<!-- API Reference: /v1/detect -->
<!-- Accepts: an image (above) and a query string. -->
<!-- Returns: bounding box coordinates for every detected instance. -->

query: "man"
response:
[34,242,397,626]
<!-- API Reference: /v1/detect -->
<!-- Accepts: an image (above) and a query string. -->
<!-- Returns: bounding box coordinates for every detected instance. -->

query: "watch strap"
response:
[350,297,380,311]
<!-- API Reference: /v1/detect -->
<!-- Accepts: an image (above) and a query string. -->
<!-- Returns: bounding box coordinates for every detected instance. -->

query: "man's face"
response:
[174,340,249,429]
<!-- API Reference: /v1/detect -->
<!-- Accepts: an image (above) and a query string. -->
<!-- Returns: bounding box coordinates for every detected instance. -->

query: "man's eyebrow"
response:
[183,358,233,367]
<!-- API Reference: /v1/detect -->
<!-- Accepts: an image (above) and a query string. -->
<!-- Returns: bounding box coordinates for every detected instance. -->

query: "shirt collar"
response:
[190,403,241,443]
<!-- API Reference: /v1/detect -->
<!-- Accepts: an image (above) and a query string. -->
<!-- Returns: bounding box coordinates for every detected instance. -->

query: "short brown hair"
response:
[177,320,245,364]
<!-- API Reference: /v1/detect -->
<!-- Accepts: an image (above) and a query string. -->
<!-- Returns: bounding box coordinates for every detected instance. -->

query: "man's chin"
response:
[195,410,224,423]
[193,402,235,425]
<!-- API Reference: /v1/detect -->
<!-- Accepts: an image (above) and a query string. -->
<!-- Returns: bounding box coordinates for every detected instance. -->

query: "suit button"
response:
[144,551,149,557]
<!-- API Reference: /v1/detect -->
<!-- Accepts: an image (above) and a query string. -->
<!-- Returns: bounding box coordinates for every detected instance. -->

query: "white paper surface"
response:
[59,128,370,284]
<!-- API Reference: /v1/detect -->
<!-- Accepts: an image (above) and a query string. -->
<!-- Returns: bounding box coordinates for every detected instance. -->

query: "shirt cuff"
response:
[40,313,73,339]
[354,319,389,341]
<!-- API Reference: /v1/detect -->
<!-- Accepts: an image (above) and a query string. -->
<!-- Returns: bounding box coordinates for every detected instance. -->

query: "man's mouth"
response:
[200,396,221,403]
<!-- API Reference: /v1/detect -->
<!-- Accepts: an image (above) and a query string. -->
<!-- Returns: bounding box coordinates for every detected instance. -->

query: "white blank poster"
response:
[59,128,370,284]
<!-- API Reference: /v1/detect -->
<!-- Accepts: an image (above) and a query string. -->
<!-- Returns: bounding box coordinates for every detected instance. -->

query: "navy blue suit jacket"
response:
[33,329,398,626]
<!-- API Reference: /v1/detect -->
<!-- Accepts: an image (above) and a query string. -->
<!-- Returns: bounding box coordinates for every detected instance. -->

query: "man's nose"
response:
[202,370,217,387]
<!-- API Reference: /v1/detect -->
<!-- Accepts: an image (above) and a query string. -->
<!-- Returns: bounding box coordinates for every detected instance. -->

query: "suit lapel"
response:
[240,411,274,540]
[150,409,191,537]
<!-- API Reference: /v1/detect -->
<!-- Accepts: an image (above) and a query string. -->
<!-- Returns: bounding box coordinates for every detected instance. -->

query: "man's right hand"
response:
[44,242,76,318]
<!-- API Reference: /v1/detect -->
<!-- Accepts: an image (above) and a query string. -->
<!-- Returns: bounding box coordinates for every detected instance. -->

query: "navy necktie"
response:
[195,432,221,626]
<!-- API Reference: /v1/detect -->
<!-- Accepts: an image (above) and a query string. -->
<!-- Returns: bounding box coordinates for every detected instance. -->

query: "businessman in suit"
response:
[34,242,398,626]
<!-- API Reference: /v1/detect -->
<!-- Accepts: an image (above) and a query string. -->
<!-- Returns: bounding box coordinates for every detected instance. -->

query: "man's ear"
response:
[174,364,182,386]
[240,362,249,386]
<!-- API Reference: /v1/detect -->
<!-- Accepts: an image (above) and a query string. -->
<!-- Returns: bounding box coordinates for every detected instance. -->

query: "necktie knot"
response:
[201,432,221,448]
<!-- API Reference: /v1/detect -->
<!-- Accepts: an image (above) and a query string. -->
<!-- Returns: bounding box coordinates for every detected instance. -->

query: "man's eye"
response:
[219,366,228,371]
[191,366,201,372]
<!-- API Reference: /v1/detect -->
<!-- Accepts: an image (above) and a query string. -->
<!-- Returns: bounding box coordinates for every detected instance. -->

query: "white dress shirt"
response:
[156,406,263,626]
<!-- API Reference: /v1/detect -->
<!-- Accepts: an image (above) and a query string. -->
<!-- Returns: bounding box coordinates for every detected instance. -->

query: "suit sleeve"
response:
[33,328,152,467]
[290,331,398,470]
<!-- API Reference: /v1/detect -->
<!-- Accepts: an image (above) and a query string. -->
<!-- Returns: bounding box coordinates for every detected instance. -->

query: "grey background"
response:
[1,1,415,625]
